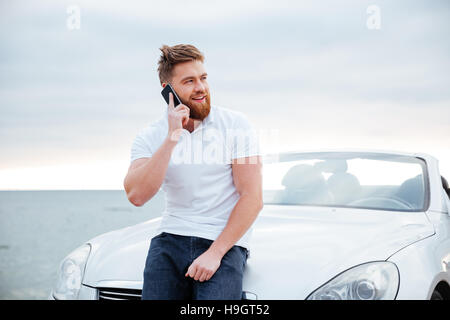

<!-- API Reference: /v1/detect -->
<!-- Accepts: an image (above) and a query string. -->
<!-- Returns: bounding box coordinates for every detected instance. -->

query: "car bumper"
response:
[48,284,98,300]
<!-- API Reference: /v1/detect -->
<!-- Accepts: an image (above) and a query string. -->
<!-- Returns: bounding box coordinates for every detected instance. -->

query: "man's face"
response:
[164,60,211,121]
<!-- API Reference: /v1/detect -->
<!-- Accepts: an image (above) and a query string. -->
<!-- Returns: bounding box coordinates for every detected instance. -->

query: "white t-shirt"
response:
[130,105,260,250]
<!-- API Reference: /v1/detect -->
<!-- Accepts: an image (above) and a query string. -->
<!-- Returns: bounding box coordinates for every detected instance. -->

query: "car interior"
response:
[271,159,425,211]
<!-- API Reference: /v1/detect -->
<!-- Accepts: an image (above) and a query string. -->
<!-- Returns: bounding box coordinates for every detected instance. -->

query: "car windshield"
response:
[263,152,428,212]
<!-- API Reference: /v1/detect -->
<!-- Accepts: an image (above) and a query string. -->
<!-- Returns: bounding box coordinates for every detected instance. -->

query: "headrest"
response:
[314,160,348,173]
[397,174,424,208]
[326,172,361,204]
[327,172,360,190]
[282,164,326,189]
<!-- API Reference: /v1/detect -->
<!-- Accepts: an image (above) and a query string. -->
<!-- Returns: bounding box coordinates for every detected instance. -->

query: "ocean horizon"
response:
[0,190,165,300]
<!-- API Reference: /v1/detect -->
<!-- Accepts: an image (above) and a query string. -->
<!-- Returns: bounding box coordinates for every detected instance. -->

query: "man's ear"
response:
[162,82,167,88]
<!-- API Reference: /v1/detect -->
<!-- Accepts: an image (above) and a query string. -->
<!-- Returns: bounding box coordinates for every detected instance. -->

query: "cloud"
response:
[1,0,449,188]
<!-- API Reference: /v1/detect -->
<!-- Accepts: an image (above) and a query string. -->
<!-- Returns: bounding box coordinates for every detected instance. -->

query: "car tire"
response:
[430,290,443,300]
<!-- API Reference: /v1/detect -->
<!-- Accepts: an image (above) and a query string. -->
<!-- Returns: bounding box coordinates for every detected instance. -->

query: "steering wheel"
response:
[348,196,414,210]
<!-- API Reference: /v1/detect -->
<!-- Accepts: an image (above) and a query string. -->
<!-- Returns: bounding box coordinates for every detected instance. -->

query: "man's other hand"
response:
[185,248,223,282]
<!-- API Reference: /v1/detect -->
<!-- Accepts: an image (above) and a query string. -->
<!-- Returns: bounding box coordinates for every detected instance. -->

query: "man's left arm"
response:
[185,156,263,282]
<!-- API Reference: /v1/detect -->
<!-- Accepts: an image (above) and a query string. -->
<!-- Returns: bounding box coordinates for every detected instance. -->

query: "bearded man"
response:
[124,44,263,300]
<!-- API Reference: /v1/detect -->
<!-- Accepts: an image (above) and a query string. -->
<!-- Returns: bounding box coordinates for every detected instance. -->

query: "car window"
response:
[263,153,428,212]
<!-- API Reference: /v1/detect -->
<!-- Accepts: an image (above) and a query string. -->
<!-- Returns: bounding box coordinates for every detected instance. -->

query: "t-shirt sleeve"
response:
[130,132,153,163]
[230,113,261,160]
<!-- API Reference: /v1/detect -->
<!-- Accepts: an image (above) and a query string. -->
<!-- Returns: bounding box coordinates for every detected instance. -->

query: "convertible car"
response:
[51,150,450,300]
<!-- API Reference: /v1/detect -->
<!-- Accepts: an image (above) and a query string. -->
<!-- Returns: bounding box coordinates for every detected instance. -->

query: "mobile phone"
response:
[161,83,182,107]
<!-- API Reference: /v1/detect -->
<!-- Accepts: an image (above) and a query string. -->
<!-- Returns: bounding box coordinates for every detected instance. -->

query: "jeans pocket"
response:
[239,247,249,268]
[152,232,168,240]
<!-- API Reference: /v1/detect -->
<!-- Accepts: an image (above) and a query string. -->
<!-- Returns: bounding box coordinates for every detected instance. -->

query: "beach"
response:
[0,190,164,299]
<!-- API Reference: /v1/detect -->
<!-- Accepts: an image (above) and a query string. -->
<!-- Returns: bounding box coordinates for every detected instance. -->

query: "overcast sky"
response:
[0,0,449,189]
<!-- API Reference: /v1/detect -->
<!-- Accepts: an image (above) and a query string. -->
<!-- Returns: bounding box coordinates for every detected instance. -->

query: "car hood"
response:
[82,205,435,298]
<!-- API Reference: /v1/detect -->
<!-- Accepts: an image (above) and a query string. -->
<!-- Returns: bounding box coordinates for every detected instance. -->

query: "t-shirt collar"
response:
[203,105,214,125]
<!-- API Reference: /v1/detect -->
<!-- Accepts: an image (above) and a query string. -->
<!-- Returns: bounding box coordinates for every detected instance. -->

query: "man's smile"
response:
[192,95,206,102]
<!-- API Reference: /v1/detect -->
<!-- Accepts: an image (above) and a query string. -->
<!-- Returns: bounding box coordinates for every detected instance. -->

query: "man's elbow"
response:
[123,176,143,207]
[127,191,146,207]
[124,181,145,207]
[124,183,157,207]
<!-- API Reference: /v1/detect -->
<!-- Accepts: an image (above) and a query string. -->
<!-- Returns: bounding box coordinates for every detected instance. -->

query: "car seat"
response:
[321,160,361,205]
[275,164,333,205]
[395,174,424,209]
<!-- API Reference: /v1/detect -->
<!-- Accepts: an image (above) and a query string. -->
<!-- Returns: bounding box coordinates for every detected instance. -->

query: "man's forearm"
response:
[125,137,177,206]
[209,193,263,257]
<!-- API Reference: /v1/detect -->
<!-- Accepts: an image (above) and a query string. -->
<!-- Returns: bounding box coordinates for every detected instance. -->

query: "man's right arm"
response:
[124,92,190,207]
[123,137,177,207]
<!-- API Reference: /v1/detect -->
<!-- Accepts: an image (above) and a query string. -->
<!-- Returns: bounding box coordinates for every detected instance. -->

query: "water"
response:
[0,190,165,300]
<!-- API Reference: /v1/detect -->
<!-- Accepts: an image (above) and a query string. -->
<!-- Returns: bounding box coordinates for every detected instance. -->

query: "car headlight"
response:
[52,244,91,300]
[306,261,399,300]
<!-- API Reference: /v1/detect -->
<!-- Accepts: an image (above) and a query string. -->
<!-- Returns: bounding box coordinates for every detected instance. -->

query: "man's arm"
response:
[124,137,177,206]
[185,156,263,282]
[124,92,190,206]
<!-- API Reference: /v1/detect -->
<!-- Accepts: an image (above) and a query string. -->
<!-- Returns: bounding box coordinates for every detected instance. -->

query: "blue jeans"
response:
[141,232,249,300]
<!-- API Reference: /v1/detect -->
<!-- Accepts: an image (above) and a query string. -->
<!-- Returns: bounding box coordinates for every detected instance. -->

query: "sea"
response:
[0,190,165,300]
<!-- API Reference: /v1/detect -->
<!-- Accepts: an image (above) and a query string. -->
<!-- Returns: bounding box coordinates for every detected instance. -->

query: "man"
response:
[124,44,263,300]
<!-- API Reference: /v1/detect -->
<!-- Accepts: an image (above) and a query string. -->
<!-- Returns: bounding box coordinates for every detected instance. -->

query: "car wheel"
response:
[430,290,443,300]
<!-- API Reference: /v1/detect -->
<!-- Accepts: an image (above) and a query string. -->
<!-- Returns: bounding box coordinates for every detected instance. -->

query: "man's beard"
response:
[181,93,211,121]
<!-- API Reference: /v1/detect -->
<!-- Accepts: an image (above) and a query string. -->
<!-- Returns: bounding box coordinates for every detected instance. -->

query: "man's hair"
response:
[157,44,205,85]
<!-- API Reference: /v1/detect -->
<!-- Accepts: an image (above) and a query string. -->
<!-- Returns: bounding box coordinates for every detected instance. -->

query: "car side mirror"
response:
[442,176,450,197]
[446,194,450,216]
[441,176,450,214]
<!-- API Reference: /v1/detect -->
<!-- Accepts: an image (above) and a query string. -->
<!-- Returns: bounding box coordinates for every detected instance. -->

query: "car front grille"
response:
[97,287,142,300]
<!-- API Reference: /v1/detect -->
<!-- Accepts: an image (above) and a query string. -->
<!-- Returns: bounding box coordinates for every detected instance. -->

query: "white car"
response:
[51,150,450,300]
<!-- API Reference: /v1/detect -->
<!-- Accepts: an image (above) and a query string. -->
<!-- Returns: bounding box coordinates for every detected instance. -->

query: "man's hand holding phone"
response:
[167,92,190,142]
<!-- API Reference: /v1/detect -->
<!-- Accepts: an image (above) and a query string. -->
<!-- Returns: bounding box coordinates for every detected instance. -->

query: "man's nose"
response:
[194,80,206,92]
